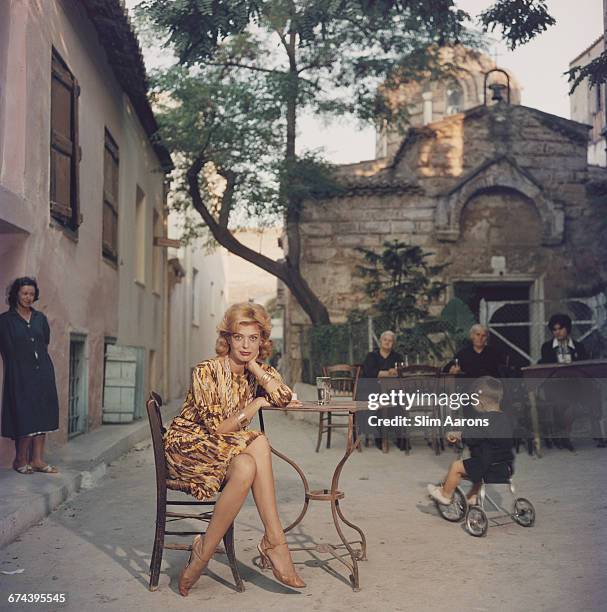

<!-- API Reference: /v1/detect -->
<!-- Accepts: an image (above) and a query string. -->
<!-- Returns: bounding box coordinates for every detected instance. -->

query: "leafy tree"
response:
[136,0,559,325]
[354,240,448,358]
[438,296,476,355]
[565,0,606,94]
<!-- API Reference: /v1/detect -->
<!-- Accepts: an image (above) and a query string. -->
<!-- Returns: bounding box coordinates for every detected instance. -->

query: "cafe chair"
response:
[315,364,360,452]
[394,366,442,455]
[146,392,244,593]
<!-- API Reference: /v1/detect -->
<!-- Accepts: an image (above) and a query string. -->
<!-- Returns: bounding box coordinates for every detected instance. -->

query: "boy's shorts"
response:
[463,458,513,484]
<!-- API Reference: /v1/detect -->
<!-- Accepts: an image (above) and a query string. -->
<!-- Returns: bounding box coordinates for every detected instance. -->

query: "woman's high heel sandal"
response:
[178,535,208,597]
[257,535,306,588]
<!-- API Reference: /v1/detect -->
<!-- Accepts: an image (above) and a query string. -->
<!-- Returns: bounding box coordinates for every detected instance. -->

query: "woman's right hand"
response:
[250,396,271,412]
[448,364,461,375]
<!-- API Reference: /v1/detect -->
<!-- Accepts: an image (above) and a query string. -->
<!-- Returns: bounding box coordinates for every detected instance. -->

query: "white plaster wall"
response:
[226,227,283,305]
[166,216,228,400]
[569,37,605,165]
[115,97,166,396]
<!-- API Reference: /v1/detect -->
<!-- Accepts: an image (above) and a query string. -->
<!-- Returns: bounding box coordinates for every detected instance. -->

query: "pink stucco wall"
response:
[0,0,166,466]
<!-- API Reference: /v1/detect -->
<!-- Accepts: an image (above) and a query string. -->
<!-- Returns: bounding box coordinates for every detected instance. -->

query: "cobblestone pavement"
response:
[1,411,606,612]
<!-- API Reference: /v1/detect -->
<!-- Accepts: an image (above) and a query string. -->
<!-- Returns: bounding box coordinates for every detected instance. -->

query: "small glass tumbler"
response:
[316,376,332,405]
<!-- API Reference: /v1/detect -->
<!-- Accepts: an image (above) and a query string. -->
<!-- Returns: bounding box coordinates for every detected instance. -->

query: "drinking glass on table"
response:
[316,376,332,405]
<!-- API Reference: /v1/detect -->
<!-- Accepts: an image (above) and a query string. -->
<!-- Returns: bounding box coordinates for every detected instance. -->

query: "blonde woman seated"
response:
[164,302,305,596]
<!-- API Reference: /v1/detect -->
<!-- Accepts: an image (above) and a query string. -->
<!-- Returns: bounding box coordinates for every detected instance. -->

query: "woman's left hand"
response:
[245,352,263,374]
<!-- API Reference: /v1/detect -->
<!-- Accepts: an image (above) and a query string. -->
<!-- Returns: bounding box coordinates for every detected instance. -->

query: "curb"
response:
[0,399,181,549]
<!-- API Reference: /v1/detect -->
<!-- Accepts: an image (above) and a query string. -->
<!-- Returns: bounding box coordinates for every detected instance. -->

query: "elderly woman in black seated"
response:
[446,324,504,378]
[163,302,305,596]
[361,330,403,378]
[360,331,403,448]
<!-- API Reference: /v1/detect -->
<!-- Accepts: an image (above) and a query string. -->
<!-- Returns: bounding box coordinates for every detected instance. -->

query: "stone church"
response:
[284,46,607,381]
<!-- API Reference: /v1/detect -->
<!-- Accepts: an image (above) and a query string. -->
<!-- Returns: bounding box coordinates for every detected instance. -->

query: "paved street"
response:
[1,411,606,612]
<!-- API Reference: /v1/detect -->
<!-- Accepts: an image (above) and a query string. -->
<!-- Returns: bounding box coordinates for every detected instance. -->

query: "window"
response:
[50,49,81,230]
[445,81,464,116]
[152,209,162,293]
[192,268,199,325]
[593,84,602,114]
[135,186,146,283]
[102,129,119,262]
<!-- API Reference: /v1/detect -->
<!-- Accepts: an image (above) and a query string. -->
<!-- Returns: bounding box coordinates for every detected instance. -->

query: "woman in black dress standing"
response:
[0,278,59,473]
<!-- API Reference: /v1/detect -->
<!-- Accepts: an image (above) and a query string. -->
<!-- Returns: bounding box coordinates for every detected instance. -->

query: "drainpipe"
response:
[162,179,170,401]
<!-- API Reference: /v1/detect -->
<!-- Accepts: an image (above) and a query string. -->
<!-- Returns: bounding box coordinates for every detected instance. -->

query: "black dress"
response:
[361,349,404,378]
[0,308,59,439]
[445,344,504,378]
[358,349,404,440]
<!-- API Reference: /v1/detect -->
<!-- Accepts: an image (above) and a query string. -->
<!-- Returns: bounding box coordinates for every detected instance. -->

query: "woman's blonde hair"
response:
[215,302,273,360]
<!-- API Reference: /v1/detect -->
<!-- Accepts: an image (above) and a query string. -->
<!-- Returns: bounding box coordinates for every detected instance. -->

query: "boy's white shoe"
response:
[427,484,452,505]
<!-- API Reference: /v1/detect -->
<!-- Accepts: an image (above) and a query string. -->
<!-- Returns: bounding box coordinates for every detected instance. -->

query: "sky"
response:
[126,0,604,164]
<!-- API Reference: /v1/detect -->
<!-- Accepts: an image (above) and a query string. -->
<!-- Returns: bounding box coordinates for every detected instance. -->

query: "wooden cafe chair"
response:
[315,364,360,452]
[146,392,244,592]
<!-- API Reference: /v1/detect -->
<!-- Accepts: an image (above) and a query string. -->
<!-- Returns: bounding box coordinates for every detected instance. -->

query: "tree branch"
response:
[186,156,330,324]
[218,168,236,228]
[186,158,286,280]
[204,60,282,74]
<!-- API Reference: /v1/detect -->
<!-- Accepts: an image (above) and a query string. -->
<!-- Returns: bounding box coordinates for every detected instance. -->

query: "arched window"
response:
[445,81,464,115]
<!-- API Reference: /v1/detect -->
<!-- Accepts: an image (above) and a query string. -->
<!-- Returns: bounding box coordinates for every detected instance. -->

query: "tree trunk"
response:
[282,29,331,325]
[186,170,331,325]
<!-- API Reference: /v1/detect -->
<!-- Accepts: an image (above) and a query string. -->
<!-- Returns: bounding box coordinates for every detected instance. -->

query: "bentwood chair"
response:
[146,392,244,592]
[315,365,360,452]
[394,366,442,455]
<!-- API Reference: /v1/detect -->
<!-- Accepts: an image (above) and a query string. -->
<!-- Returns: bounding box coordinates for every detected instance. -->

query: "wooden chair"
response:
[146,392,244,592]
[394,367,443,455]
[315,364,360,452]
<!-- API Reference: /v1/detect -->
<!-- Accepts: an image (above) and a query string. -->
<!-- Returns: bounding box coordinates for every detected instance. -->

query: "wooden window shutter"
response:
[102,129,119,261]
[50,50,81,229]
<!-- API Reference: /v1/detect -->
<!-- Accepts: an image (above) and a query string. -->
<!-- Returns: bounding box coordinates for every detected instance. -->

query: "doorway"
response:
[454,282,532,369]
[68,334,88,438]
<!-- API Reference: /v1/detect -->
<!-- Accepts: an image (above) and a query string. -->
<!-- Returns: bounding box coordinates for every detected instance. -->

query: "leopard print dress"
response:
[164,357,292,500]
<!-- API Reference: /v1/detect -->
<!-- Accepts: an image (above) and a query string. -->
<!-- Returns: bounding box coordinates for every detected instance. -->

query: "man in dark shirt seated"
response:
[444,324,504,378]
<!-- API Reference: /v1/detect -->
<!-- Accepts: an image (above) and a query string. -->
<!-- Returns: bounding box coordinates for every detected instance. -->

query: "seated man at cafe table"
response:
[361,330,403,378]
[444,324,504,378]
[537,313,604,450]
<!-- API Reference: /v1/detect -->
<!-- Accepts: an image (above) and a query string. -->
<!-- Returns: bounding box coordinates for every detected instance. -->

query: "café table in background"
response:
[521,359,607,457]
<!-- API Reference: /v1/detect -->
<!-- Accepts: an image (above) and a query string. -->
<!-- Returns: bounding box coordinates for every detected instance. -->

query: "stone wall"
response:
[284,102,607,383]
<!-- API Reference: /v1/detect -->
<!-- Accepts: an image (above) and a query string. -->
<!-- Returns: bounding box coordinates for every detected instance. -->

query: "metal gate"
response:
[480,293,606,364]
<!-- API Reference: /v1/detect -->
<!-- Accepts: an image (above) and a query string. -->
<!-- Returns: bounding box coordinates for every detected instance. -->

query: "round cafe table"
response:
[258,400,368,591]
